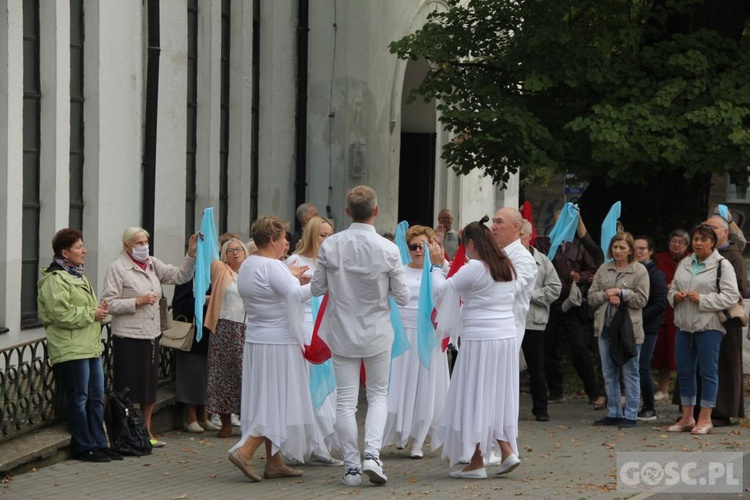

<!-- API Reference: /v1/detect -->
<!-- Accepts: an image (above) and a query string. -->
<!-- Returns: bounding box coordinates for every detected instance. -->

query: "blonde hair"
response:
[296,216,334,259]
[122,226,150,247]
[220,238,248,263]
[246,239,258,255]
[405,225,436,244]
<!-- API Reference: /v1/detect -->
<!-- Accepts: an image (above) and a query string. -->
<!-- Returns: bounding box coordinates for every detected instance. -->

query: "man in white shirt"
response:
[491,207,538,349]
[311,185,410,487]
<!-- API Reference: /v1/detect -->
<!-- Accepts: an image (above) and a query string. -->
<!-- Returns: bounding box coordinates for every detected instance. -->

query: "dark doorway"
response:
[398,132,436,226]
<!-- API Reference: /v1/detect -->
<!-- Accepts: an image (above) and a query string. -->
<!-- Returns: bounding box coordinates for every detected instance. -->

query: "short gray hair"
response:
[122,226,149,246]
[521,219,532,235]
[296,203,315,224]
[346,185,377,221]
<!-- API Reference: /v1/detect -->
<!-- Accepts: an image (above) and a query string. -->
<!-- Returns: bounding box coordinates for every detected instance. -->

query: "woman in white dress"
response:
[227,216,318,482]
[383,225,449,459]
[285,215,342,466]
[428,216,521,479]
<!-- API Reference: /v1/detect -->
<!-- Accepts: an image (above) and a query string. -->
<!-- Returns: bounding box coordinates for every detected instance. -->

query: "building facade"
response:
[0,0,517,344]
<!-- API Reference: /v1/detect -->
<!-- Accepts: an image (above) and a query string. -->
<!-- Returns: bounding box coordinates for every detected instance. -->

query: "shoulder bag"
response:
[715,258,748,328]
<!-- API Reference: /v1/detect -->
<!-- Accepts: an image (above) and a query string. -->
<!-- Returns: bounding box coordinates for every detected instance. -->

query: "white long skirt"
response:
[384,326,449,449]
[432,338,519,467]
[229,343,319,461]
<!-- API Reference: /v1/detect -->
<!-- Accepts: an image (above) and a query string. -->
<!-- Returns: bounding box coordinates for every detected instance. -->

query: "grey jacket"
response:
[525,248,562,331]
[667,250,741,334]
[587,261,650,343]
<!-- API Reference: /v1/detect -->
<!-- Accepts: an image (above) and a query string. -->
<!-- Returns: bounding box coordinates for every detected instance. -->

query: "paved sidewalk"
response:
[1,393,748,499]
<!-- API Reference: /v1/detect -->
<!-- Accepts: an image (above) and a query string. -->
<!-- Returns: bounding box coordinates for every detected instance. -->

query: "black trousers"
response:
[544,303,602,400]
[522,329,547,416]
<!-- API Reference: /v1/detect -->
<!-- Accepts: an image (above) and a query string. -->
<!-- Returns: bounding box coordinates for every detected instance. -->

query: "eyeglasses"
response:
[407,243,423,251]
[226,247,246,254]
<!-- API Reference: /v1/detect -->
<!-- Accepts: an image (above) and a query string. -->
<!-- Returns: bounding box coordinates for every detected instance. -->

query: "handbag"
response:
[161,310,195,351]
[714,258,748,328]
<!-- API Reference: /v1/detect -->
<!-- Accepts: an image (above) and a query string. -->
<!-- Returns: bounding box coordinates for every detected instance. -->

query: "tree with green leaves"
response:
[391,0,750,242]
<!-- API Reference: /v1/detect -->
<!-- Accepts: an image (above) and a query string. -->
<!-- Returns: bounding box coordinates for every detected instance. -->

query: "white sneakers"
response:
[362,454,388,485]
[495,454,521,476]
[410,446,424,459]
[341,467,362,486]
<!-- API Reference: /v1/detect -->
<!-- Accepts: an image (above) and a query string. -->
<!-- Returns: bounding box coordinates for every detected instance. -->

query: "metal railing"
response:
[0,322,175,443]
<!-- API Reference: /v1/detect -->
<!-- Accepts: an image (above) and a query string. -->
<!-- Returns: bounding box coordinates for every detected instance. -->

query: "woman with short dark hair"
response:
[38,228,117,462]
[667,224,741,435]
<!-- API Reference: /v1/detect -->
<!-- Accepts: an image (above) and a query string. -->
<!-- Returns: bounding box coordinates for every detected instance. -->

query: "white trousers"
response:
[332,348,390,469]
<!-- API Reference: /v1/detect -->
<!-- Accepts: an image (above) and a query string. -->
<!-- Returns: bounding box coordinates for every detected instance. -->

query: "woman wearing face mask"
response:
[101,227,198,447]
[587,232,649,429]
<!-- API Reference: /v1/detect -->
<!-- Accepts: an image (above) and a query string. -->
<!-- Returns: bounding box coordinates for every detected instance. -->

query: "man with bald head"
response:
[491,207,538,348]
[700,215,746,425]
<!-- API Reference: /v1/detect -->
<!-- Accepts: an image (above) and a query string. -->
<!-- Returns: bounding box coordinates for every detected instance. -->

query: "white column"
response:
[38,3,71,267]
[154,0,188,267]
[83,0,145,291]
[227,0,254,239]
[195,0,222,222]
[257,0,296,220]
[0,0,24,336]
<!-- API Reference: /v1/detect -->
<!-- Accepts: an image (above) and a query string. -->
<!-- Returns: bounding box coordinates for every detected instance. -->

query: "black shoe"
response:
[711,417,733,427]
[618,418,637,428]
[593,416,620,426]
[535,413,550,422]
[99,448,124,460]
[548,394,566,404]
[637,409,657,421]
[75,449,111,463]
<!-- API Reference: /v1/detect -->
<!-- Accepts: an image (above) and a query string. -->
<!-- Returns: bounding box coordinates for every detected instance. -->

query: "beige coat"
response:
[587,261,650,344]
[101,251,195,339]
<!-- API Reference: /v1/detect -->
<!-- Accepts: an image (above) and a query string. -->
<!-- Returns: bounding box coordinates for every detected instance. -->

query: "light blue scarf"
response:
[417,241,437,369]
[309,295,336,409]
[547,202,579,260]
[194,208,219,341]
[601,201,621,263]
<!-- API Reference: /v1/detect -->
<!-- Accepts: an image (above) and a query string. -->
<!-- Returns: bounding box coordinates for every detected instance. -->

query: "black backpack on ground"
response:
[104,388,153,456]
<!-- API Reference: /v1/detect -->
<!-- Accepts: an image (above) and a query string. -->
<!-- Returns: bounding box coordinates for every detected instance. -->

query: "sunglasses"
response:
[407,243,423,251]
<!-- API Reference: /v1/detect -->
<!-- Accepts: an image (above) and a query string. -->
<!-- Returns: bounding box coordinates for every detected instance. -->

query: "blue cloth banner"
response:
[547,202,580,261]
[309,294,336,409]
[601,201,622,263]
[194,208,219,342]
[718,204,729,221]
[394,220,412,266]
[390,296,410,359]
[417,241,437,369]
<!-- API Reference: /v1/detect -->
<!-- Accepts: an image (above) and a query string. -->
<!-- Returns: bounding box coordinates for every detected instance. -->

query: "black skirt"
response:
[112,335,160,404]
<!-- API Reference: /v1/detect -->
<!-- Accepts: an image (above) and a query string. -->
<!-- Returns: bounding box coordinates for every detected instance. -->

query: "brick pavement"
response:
[2,393,748,499]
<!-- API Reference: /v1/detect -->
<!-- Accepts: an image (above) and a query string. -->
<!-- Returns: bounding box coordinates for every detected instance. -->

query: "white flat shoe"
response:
[495,454,521,476]
[183,421,204,433]
[199,420,221,431]
[410,446,424,459]
[484,451,502,466]
[450,467,487,479]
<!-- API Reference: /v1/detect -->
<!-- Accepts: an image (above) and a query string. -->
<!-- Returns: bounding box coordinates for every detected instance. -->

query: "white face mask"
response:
[131,244,150,262]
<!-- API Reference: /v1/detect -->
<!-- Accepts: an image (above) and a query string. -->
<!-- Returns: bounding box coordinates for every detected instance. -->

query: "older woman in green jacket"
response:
[38,228,116,463]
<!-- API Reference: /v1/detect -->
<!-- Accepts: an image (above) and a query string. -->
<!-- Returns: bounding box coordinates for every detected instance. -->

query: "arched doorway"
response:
[397,57,436,227]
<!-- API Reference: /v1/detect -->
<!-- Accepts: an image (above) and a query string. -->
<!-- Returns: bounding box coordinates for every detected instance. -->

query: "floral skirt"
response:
[205,319,244,414]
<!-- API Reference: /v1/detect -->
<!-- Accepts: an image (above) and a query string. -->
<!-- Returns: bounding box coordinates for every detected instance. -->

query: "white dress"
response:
[383,265,449,450]
[228,255,318,461]
[430,260,519,467]
[285,254,339,457]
